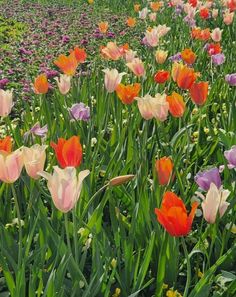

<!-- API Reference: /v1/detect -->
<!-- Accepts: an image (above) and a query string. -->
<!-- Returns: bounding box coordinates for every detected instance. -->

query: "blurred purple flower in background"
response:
[195,168,221,191]
[69,103,90,121]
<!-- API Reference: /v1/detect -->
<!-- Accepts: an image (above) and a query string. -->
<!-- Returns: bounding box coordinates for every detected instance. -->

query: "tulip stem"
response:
[11,184,23,268]
[64,213,72,255]
[155,231,167,297]
[181,237,191,297]
[72,209,79,263]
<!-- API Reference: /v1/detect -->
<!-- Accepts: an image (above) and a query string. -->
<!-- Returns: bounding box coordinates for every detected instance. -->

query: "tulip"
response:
[181,48,196,65]
[166,92,185,117]
[98,22,109,33]
[223,10,234,25]
[134,4,141,12]
[155,191,198,237]
[125,49,137,63]
[211,28,222,42]
[23,144,47,179]
[199,183,230,224]
[30,123,48,138]
[155,157,174,185]
[126,17,136,27]
[135,93,169,121]
[139,7,148,19]
[154,70,170,84]
[224,146,236,168]
[0,136,12,153]
[54,52,78,76]
[73,47,87,63]
[176,65,197,89]
[211,53,225,66]
[103,69,126,93]
[225,73,236,86]
[190,81,208,105]
[195,167,221,191]
[39,166,89,213]
[0,89,13,117]
[207,43,221,56]
[33,74,49,94]
[101,42,123,61]
[212,9,218,19]
[155,50,168,64]
[126,58,145,77]
[55,74,71,95]
[199,7,210,19]
[144,27,160,47]
[69,103,90,121]
[149,12,157,21]
[0,149,24,183]
[150,2,161,11]
[116,83,141,104]
[51,136,83,168]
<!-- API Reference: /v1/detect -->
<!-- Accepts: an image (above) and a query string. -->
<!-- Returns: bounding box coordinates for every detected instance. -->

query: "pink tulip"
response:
[197,183,230,224]
[212,9,218,19]
[0,89,13,117]
[145,27,159,47]
[23,144,47,179]
[126,58,145,77]
[139,7,149,19]
[124,49,137,63]
[149,12,157,21]
[55,74,71,95]
[103,69,126,93]
[101,42,123,61]
[38,166,90,213]
[223,10,234,25]
[135,93,169,121]
[0,149,24,183]
[211,28,222,42]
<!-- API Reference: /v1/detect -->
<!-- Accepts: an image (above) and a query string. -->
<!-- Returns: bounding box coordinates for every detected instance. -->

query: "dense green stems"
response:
[181,237,191,297]
[194,107,203,174]
[72,209,79,264]
[64,213,72,255]
[11,184,23,268]
[155,232,168,297]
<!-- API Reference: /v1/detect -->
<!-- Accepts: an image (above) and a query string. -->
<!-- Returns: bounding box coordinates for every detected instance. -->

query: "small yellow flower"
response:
[111,258,117,268]
[112,288,121,297]
[197,268,204,278]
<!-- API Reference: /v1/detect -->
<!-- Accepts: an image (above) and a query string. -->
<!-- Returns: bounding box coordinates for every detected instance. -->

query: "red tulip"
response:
[51,136,82,168]
[154,70,170,84]
[155,192,198,237]
[190,81,208,105]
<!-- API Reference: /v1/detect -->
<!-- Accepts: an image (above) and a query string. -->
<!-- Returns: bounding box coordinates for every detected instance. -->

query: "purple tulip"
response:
[195,168,221,191]
[69,103,90,121]
[30,122,48,137]
[169,52,182,62]
[225,73,236,86]
[224,146,236,169]
[211,53,225,66]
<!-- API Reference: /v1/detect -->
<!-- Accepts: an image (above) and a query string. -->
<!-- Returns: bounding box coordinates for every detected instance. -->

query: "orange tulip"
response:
[54,52,78,76]
[116,83,141,104]
[150,1,161,11]
[134,4,141,12]
[181,48,196,65]
[98,22,109,33]
[154,70,170,84]
[73,47,87,63]
[166,92,185,117]
[0,136,12,153]
[176,65,197,90]
[190,81,208,105]
[155,192,198,237]
[155,157,174,185]
[33,74,49,94]
[50,136,83,168]
[126,17,136,27]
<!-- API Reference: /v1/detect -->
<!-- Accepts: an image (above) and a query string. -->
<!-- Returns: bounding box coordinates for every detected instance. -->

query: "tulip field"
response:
[0,0,236,296]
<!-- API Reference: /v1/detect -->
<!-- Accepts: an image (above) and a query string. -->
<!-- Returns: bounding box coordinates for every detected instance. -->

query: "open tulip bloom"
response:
[39,166,90,213]
[155,192,198,237]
